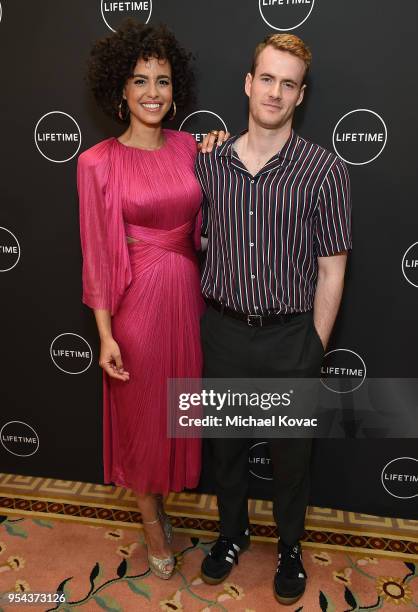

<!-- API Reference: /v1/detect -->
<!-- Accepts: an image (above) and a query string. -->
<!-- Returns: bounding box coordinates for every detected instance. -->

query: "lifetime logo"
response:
[0,227,21,272]
[384,473,417,483]
[51,350,91,358]
[402,242,418,288]
[381,457,418,499]
[259,0,315,31]
[36,133,79,142]
[101,0,152,32]
[0,421,40,457]
[103,1,150,9]
[192,133,210,143]
[34,112,82,163]
[249,456,271,465]
[333,109,387,166]
[320,349,367,394]
[2,435,37,444]
[261,0,312,4]
[50,333,93,375]
[179,110,228,144]
[249,442,274,480]
[335,133,384,143]
[321,366,364,377]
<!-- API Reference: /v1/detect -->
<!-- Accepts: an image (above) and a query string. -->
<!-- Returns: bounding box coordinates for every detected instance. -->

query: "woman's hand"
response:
[198,130,230,153]
[99,337,130,381]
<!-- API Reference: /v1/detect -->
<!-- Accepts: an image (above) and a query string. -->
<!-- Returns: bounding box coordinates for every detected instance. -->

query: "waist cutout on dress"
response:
[125,220,195,257]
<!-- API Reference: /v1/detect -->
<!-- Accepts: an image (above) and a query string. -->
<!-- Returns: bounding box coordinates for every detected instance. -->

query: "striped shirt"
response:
[195,130,352,315]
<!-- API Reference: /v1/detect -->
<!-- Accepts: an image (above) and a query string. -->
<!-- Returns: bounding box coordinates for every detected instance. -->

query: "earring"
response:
[168,101,177,121]
[118,98,129,121]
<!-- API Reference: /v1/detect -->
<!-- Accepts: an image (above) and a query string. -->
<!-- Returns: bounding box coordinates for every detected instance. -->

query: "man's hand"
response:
[198,130,230,153]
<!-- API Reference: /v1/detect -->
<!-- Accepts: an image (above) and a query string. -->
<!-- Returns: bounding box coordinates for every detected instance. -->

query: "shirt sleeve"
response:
[314,157,352,256]
[77,147,113,312]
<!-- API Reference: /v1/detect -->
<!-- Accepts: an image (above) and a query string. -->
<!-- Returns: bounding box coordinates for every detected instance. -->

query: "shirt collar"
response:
[218,128,300,163]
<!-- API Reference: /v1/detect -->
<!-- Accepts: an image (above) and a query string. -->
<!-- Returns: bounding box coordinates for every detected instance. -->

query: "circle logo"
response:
[179,110,228,145]
[34,111,82,163]
[249,442,273,480]
[332,109,387,166]
[0,421,39,457]
[381,457,418,499]
[0,227,20,272]
[320,349,366,394]
[50,333,93,375]
[402,242,418,288]
[101,0,152,32]
[258,0,315,32]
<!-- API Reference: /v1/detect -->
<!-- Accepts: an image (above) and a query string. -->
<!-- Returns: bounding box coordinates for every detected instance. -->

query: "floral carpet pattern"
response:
[0,514,417,612]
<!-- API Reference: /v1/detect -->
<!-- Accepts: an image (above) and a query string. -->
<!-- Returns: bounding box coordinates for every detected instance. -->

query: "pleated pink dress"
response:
[77,129,204,494]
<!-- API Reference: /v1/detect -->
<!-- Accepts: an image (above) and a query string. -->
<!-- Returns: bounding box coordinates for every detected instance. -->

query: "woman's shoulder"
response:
[165,129,197,151]
[78,137,114,169]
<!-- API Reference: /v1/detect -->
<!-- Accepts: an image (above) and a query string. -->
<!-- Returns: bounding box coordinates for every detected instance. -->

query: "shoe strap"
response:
[212,536,241,565]
[143,517,160,525]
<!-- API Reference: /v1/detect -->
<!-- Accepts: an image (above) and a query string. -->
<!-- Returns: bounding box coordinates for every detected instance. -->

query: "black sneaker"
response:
[274,540,307,605]
[201,528,250,585]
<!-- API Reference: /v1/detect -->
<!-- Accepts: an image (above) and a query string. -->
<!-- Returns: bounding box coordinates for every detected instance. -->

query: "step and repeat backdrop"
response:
[0,1,417,519]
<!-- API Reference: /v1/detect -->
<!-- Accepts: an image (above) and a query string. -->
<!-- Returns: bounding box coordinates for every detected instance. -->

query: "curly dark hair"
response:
[87,19,195,124]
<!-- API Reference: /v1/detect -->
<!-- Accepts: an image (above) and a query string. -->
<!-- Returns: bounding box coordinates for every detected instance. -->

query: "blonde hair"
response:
[251,33,312,81]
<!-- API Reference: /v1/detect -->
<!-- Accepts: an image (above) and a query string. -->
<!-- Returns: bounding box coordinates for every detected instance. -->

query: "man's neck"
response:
[233,118,293,177]
[245,118,292,158]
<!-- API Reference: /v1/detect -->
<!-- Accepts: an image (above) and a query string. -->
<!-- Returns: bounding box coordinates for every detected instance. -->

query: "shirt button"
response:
[255,306,259,310]
[249,211,254,216]
[251,274,256,279]
[250,179,255,184]
[250,242,254,247]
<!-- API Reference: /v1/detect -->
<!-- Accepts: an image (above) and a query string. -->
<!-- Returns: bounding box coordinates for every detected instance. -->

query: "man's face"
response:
[245,45,306,130]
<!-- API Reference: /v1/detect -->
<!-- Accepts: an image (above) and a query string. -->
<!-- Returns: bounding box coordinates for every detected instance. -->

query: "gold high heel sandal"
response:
[156,494,173,545]
[142,517,175,580]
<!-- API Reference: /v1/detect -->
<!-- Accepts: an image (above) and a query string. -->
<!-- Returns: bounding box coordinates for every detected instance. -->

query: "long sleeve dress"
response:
[77,129,204,494]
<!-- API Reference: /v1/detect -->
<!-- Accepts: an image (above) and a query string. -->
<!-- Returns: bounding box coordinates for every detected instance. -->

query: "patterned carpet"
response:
[0,474,417,611]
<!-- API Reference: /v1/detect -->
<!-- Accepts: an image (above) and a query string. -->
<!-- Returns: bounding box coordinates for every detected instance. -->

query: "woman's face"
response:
[123,56,173,127]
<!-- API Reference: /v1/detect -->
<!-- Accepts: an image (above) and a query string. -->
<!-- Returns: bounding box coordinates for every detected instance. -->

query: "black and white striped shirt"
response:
[196,130,352,315]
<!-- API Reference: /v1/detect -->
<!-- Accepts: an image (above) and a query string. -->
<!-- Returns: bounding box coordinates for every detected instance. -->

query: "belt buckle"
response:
[247,314,263,327]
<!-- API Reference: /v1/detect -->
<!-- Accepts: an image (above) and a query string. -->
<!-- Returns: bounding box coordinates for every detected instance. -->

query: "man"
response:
[195,33,352,605]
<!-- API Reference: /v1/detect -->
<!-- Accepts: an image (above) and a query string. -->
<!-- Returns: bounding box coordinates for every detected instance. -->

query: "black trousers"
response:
[201,305,324,546]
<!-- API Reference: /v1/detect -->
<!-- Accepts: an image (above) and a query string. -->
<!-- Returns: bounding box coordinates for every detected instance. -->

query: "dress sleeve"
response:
[180,132,204,251]
[195,151,211,238]
[314,157,352,256]
[77,144,113,312]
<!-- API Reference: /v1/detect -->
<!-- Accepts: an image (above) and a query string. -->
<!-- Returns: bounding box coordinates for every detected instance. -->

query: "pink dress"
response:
[77,129,203,494]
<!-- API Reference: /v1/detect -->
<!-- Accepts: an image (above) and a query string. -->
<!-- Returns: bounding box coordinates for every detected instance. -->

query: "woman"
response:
[77,20,217,579]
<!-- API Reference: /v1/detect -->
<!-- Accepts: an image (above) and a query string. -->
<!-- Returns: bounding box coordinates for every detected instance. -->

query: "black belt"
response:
[207,299,303,327]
